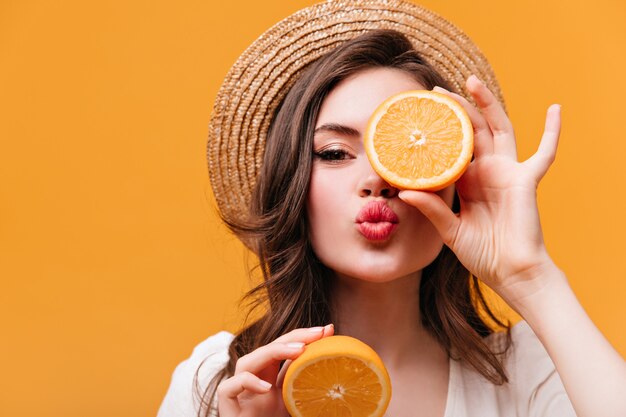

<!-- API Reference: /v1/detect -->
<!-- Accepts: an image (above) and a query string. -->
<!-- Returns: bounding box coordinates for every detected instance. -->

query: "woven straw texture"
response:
[207,0,505,226]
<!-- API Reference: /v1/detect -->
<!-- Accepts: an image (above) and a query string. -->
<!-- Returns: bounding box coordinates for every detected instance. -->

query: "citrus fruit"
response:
[364,89,474,191]
[282,335,392,417]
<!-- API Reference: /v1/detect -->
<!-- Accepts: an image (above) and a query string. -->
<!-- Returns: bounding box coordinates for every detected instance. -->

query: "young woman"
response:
[158,2,626,417]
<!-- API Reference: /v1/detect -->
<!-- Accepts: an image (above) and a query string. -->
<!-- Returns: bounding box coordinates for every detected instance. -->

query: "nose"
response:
[358,167,399,198]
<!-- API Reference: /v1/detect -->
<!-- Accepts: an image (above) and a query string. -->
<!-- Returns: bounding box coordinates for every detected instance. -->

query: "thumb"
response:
[398,190,460,246]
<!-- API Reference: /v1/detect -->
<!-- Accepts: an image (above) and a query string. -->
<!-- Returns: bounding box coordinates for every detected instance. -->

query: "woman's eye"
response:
[313,148,353,162]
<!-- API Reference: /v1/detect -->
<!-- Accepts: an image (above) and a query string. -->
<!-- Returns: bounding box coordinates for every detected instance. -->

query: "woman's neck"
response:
[329,271,446,368]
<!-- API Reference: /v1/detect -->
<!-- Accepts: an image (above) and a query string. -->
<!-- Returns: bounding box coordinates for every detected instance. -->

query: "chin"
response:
[331,258,426,283]
[313,238,446,283]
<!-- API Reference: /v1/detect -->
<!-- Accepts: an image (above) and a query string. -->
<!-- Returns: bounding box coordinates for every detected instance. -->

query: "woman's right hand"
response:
[216,324,334,416]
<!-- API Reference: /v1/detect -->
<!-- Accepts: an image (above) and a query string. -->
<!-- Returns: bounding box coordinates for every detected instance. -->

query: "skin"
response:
[307,68,452,416]
[307,68,455,283]
[217,68,626,417]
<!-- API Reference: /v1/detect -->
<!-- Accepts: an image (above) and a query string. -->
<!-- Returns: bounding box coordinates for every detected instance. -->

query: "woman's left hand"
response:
[402,79,626,417]
[399,75,562,308]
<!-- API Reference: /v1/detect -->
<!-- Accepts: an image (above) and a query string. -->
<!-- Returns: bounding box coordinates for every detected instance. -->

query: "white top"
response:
[157,321,576,416]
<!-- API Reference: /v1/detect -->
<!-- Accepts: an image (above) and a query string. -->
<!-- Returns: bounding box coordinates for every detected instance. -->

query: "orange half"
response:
[282,335,392,417]
[364,90,473,190]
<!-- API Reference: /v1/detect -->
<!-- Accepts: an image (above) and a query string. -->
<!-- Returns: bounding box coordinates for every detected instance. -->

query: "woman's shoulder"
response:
[188,330,235,364]
[450,320,575,416]
[175,330,234,383]
[487,321,557,381]
[485,320,564,390]
[157,331,235,417]
[455,320,556,383]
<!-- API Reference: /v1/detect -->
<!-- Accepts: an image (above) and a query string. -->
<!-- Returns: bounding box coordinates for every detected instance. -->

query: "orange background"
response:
[1,1,625,416]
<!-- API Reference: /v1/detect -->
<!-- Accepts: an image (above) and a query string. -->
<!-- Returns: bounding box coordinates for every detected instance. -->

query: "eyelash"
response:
[313,148,354,162]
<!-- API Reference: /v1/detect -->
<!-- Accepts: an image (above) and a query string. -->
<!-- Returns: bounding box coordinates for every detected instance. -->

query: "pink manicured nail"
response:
[308,327,323,333]
[433,86,448,93]
[287,342,305,349]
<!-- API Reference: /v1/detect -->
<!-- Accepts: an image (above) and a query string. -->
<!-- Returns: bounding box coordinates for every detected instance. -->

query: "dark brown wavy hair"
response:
[196,29,511,416]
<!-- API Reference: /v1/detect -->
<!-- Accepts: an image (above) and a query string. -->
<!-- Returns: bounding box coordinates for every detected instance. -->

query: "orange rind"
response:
[364,90,473,190]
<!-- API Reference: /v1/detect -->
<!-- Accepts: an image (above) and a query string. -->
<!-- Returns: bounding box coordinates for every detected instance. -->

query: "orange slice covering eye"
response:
[364,90,474,191]
[282,335,392,417]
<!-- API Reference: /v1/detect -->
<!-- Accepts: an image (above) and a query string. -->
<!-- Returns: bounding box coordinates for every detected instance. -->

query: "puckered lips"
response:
[355,201,399,241]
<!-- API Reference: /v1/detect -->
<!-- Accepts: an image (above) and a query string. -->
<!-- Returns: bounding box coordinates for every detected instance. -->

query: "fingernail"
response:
[258,379,272,390]
[286,342,305,349]
[308,327,324,333]
[323,323,334,333]
[433,86,448,93]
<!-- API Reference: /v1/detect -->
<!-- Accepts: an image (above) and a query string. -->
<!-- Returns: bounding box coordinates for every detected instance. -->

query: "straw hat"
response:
[207,0,505,226]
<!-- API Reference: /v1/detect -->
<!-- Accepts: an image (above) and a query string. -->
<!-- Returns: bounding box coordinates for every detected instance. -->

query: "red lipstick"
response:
[355,201,399,241]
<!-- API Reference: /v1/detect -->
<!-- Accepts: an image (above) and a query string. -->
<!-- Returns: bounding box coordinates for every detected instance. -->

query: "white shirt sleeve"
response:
[157,331,234,417]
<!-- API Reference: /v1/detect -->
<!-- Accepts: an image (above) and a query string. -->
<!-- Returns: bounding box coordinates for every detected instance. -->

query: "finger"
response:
[276,324,335,388]
[398,190,461,247]
[276,359,292,389]
[217,371,272,415]
[273,324,332,344]
[235,341,306,376]
[235,325,334,376]
[433,86,494,158]
[466,75,517,159]
[525,104,561,182]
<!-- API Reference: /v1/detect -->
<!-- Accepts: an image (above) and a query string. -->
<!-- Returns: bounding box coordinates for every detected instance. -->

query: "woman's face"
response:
[307,67,455,282]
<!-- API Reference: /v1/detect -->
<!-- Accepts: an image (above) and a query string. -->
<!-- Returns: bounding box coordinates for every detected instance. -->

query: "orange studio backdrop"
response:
[1,1,625,416]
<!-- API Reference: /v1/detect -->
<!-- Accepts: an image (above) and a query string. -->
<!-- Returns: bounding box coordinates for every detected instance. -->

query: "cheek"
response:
[306,166,356,258]
[307,168,340,240]
[307,167,332,228]
[401,208,445,258]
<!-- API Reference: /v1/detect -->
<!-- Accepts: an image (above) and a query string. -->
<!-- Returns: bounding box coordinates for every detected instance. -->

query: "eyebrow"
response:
[313,123,361,137]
